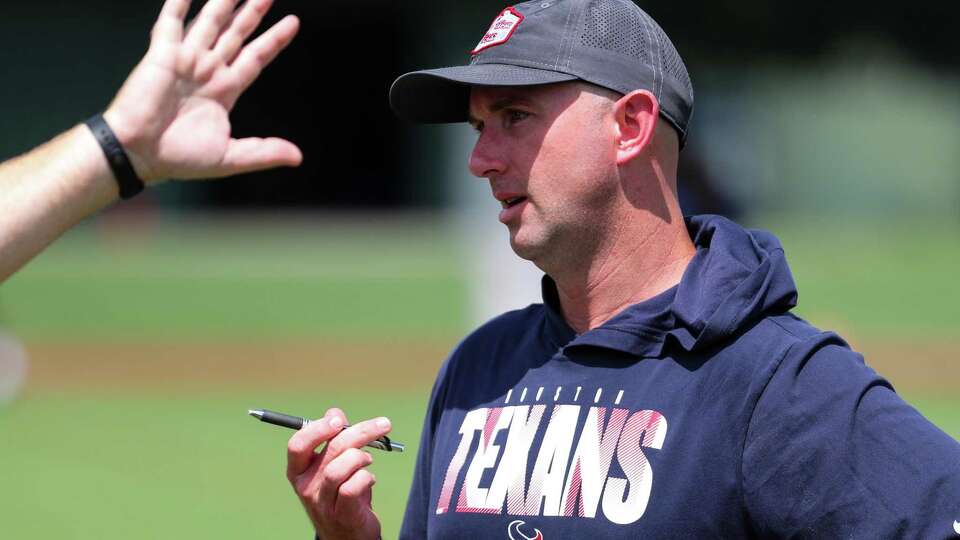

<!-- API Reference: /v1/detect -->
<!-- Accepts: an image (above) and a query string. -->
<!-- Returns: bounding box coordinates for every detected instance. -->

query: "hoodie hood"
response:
[545,214,799,357]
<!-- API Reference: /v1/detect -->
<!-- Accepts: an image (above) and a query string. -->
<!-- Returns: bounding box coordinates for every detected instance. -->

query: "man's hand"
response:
[103,0,302,183]
[287,408,389,540]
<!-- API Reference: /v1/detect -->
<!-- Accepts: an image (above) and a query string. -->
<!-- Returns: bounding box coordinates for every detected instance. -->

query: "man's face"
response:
[467,82,621,266]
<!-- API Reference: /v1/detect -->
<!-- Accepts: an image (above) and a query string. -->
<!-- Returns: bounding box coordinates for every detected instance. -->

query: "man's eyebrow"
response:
[489,96,532,112]
[469,95,534,126]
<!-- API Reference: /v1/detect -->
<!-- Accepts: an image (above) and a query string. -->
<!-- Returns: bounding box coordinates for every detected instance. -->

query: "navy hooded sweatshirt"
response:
[398,215,960,539]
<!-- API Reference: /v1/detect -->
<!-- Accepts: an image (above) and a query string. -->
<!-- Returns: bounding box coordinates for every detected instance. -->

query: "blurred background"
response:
[0,0,957,538]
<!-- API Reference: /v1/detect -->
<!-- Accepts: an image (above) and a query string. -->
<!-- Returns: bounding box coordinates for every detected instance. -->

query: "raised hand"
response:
[103,0,302,183]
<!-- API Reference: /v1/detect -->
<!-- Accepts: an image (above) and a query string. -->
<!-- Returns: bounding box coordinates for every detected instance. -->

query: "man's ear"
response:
[614,89,659,166]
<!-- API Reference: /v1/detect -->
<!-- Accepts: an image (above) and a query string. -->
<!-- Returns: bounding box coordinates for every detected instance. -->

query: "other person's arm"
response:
[0,0,301,282]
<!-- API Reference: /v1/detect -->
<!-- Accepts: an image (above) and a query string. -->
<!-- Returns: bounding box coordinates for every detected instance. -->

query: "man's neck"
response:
[550,212,695,335]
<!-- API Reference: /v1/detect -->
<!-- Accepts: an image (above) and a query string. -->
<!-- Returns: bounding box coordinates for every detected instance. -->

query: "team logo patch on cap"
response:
[472,7,524,55]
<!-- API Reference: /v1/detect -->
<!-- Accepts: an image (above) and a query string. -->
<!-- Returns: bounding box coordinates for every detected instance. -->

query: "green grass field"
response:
[0,213,957,539]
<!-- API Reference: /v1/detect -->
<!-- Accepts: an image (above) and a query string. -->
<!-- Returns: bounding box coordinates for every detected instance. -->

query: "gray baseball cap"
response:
[389,0,694,145]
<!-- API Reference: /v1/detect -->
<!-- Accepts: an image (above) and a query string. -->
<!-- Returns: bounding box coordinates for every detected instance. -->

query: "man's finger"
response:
[184,0,240,51]
[325,408,348,428]
[315,448,373,511]
[152,0,191,45]
[286,414,343,480]
[213,0,274,65]
[217,137,302,177]
[333,469,376,522]
[321,417,392,468]
[289,409,350,499]
[160,0,192,24]
[228,15,299,95]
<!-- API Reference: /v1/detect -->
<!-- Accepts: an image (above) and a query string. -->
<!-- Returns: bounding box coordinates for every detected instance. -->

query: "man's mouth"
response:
[501,196,527,209]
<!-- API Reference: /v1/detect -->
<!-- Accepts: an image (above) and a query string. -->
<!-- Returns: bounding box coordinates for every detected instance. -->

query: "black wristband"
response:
[84,114,145,200]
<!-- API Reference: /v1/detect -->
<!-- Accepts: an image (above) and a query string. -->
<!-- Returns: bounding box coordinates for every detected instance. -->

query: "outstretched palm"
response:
[104,0,301,183]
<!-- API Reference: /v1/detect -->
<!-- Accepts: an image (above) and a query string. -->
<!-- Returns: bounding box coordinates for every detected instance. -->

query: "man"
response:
[285,1,960,538]
[0,0,301,282]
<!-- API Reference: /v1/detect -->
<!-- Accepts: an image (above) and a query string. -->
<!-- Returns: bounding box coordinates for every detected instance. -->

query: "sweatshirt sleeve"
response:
[398,358,452,540]
[742,332,960,539]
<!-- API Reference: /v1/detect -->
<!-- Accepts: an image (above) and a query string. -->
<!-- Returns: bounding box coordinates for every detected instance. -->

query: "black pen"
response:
[248,409,405,453]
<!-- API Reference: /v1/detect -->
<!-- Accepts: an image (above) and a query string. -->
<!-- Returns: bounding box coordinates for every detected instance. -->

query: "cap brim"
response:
[389,63,578,124]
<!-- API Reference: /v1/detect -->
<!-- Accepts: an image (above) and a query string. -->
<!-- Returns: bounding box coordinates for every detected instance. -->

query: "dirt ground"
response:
[18,336,959,396]
[855,339,960,396]
[20,338,455,395]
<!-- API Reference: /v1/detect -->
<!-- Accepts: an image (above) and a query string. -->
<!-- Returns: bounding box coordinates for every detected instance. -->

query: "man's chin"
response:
[508,233,546,263]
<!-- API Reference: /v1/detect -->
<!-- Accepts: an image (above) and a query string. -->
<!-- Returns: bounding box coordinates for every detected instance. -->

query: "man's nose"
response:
[467,131,506,179]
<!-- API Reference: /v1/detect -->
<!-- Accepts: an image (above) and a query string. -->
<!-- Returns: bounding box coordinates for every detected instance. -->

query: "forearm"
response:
[0,124,119,281]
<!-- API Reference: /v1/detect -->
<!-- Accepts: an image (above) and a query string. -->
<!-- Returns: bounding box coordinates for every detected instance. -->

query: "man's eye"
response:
[507,110,530,124]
